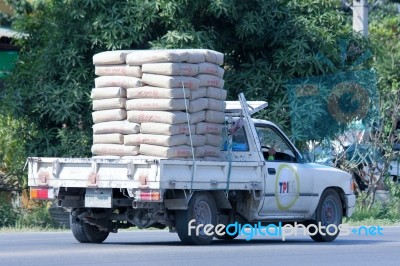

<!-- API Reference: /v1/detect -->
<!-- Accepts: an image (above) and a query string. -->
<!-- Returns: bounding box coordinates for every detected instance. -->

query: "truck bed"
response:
[27,154,263,191]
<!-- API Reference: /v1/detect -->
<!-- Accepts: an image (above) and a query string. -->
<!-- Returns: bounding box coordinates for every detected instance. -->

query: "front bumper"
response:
[345,194,356,217]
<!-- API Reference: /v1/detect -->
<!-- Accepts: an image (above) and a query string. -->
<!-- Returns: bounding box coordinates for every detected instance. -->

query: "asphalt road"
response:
[0,226,399,266]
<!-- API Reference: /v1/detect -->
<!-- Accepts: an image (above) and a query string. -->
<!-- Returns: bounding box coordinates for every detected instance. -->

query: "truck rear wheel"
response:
[175,192,217,245]
[214,225,239,240]
[70,213,109,244]
[310,189,343,242]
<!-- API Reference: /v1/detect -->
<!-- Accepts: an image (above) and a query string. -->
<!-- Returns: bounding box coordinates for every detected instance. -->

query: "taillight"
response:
[30,187,54,200]
[134,190,161,202]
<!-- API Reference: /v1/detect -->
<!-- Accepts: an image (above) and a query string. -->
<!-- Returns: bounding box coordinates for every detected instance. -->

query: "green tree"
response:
[0,0,368,190]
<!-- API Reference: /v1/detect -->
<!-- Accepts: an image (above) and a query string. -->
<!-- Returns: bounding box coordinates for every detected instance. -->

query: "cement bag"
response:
[127,86,190,99]
[187,134,206,147]
[190,111,205,124]
[205,134,223,147]
[93,121,140,134]
[92,109,127,123]
[195,145,220,158]
[93,133,124,144]
[196,122,223,135]
[127,110,188,124]
[189,98,208,113]
[91,87,126,100]
[93,50,134,65]
[95,76,141,89]
[142,73,200,89]
[196,74,224,89]
[93,98,126,111]
[95,65,142,77]
[206,87,227,100]
[194,49,224,65]
[140,144,193,158]
[207,98,226,112]
[125,133,187,146]
[142,63,198,76]
[91,144,139,156]
[184,50,206,63]
[126,50,188,65]
[140,122,194,136]
[198,62,224,78]
[190,87,207,100]
[205,110,225,123]
[126,98,188,111]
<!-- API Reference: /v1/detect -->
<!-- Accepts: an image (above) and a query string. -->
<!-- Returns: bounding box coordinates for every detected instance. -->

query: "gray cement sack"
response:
[206,87,227,100]
[205,134,223,147]
[95,76,141,89]
[139,144,193,158]
[93,50,134,65]
[92,98,126,111]
[126,98,188,111]
[92,109,127,123]
[205,110,225,123]
[195,145,220,158]
[189,87,207,100]
[189,111,205,124]
[187,134,206,146]
[91,87,126,100]
[124,133,187,146]
[93,133,124,144]
[195,122,224,135]
[198,62,225,78]
[141,73,200,89]
[91,144,139,156]
[95,65,142,77]
[127,86,190,99]
[126,50,188,65]
[93,121,140,134]
[189,98,208,113]
[127,110,189,124]
[142,63,198,76]
[196,74,225,89]
[192,49,224,65]
[207,98,226,112]
[140,123,194,136]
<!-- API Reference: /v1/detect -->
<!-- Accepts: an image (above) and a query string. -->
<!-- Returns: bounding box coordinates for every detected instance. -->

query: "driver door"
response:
[256,125,315,218]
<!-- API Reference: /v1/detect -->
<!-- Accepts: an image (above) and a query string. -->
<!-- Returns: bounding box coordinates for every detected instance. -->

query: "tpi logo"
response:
[279,181,295,194]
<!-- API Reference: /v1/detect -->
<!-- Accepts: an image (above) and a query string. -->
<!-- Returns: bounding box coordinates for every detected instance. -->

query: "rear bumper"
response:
[345,194,356,217]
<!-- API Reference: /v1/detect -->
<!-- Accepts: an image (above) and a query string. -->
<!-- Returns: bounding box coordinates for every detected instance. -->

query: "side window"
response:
[256,126,296,162]
[222,126,249,151]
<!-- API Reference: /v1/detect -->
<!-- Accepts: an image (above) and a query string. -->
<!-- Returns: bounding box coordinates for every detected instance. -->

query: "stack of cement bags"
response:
[91,51,142,156]
[91,49,227,158]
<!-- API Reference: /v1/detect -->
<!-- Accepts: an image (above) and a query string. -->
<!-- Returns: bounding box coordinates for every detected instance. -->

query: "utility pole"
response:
[352,0,369,37]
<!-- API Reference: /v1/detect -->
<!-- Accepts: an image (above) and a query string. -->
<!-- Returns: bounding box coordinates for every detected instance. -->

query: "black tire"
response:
[175,192,217,245]
[310,189,343,242]
[214,225,239,240]
[70,213,109,244]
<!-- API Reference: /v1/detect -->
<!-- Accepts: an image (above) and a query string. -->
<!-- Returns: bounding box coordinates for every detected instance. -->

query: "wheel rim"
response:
[193,200,212,236]
[322,198,340,233]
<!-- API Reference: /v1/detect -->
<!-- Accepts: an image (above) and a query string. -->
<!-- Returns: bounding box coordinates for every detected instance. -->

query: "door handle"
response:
[268,168,276,175]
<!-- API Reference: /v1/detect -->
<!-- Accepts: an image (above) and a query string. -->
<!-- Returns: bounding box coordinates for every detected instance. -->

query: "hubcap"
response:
[322,198,339,233]
[193,200,212,236]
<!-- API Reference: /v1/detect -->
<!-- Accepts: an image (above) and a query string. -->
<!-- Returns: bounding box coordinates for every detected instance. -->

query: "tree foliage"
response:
[0,0,380,192]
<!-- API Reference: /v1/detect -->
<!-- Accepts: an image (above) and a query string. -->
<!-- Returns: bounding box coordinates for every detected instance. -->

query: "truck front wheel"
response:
[175,192,217,245]
[70,213,109,244]
[310,189,343,242]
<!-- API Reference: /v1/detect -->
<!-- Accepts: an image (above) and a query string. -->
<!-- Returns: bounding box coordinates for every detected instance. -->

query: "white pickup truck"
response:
[28,93,355,245]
